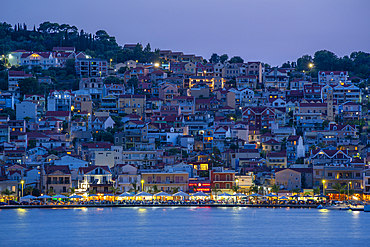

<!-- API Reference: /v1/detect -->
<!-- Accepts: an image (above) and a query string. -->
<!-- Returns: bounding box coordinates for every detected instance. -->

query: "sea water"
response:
[0,207,369,246]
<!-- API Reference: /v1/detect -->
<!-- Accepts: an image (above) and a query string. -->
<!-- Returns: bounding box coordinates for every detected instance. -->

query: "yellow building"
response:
[118,95,146,116]
[188,76,224,91]
[141,172,189,192]
[266,150,287,168]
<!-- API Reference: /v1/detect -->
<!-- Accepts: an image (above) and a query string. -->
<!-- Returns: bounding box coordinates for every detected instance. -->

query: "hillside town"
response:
[0,41,369,203]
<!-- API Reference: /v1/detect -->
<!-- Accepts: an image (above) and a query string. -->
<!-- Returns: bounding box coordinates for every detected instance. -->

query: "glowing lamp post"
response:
[348,181,352,201]
[322,180,326,196]
[21,180,24,197]
[141,180,144,192]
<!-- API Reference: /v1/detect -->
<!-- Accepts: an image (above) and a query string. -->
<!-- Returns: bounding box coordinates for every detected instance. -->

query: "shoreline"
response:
[0,204,319,210]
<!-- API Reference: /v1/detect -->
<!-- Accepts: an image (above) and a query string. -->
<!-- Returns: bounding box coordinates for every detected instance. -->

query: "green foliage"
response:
[229,56,244,64]
[209,53,220,63]
[296,55,313,71]
[93,131,114,143]
[220,54,228,63]
[28,140,36,148]
[0,107,16,120]
[281,61,291,68]
[104,76,122,84]
[168,148,180,156]
[260,128,271,134]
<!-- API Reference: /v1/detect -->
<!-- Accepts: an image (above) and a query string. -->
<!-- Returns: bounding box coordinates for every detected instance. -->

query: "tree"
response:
[281,61,291,68]
[313,50,338,71]
[118,66,127,74]
[47,188,55,196]
[211,186,221,198]
[210,147,223,167]
[0,108,16,120]
[260,128,271,134]
[249,185,259,195]
[25,186,34,196]
[68,187,76,196]
[271,184,280,197]
[18,77,40,97]
[296,55,313,71]
[110,186,121,196]
[229,56,244,64]
[172,187,180,193]
[332,183,346,200]
[291,188,300,195]
[232,185,240,193]
[313,187,320,195]
[152,185,160,193]
[130,181,139,194]
[209,53,220,63]
[104,76,122,84]
[220,54,228,63]
[93,131,114,143]
[1,189,15,204]
[88,189,97,195]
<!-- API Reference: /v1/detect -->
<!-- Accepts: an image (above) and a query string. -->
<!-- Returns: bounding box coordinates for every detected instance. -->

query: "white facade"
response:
[54,155,89,170]
[93,150,115,167]
[16,101,37,122]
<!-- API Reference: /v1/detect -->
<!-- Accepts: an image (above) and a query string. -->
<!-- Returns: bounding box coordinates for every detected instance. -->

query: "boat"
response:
[317,201,351,210]
[349,202,364,211]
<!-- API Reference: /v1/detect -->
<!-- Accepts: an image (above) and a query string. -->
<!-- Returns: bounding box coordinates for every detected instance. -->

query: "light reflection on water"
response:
[1,207,370,246]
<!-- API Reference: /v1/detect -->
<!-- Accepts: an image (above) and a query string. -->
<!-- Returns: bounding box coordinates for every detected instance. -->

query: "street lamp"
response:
[21,180,24,197]
[141,180,144,192]
[322,180,326,196]
[309,63,314,81]
[348,181,352,201]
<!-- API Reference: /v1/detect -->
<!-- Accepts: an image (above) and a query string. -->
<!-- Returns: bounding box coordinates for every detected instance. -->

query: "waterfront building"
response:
[41,165,72,194]
[141,172,189,192]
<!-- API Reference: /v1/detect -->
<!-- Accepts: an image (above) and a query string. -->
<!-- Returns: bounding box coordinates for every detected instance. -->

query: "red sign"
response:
[188,182,211,192]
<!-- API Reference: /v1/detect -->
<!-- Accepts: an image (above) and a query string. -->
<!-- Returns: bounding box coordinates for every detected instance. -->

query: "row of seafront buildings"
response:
[0,44,369,201]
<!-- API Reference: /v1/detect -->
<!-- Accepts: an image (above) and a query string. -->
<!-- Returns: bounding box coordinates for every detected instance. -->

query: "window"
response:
[328,172,332,177]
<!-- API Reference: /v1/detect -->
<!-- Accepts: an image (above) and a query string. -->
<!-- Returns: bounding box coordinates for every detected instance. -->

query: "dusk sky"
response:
[3,0,370,66]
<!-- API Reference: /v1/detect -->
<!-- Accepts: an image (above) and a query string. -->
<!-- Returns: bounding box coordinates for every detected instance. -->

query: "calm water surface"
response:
[0,207,369,246]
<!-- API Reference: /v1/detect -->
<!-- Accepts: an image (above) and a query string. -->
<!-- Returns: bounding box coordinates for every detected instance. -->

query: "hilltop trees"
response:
[296,50,370,79]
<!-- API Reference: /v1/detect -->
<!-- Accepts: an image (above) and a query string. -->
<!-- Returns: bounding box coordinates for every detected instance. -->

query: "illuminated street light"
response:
[21,180,24,197]
[141,180,144,192]
[322,180,326,196]
[348,181,352,201]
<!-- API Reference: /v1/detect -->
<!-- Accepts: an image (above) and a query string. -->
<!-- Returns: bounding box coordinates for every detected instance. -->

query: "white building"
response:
[47,90,72,112]
[16,101,37,122]
[20,52,59,70]
[54,155,89,170]
[8,71,34,98]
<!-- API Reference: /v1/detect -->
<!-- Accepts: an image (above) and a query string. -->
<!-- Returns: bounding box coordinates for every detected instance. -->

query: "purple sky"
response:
[2,0,370,66]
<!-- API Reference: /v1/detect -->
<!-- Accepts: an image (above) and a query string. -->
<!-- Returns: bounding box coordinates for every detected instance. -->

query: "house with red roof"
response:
[262,139,281,152]
[242,107,275,130]
[8,70,34,98]
[318,71,348,85]
[266,150,287,168]
[42,165,71,194]
[309,149,352,166]
[170,96,195,116]
[20,52,58,70]
[45,111,71,122]
[77,166,113,192]
[339,101,361,120]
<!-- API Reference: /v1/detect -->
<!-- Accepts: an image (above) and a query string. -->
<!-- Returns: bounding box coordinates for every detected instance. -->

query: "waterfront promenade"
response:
[0,203,318,209]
